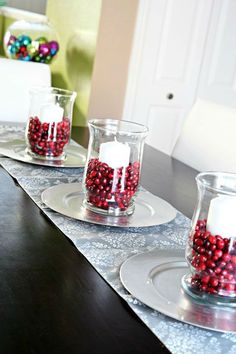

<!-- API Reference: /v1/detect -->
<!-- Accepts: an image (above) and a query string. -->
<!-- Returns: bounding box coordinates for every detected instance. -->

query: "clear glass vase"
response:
[25,87,77,161]
[4,18,59,64]
[182,172,236,306]
[82,119,148,216]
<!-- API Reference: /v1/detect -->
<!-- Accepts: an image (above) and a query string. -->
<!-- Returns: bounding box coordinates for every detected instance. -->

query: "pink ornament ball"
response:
[39,43,50,56]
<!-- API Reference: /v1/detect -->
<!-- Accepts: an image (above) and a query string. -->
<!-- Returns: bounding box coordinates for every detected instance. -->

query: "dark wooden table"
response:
[0,127,198,354]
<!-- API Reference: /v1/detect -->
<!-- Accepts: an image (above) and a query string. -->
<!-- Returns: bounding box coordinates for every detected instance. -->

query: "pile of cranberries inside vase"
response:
[26,116,71,159]
[187,219,236,298]
[85,158,140,212]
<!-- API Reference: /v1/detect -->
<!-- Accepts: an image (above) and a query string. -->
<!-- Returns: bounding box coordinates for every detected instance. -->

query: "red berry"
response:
[210,277,218,287]
[222,253,231,262]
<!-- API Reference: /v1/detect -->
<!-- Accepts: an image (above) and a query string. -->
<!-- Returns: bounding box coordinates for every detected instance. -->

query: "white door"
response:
[198,0,236,108]
[123,0,213,154]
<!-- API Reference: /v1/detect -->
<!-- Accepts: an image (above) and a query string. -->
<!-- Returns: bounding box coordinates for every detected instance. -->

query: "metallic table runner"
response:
[0,124,236,354]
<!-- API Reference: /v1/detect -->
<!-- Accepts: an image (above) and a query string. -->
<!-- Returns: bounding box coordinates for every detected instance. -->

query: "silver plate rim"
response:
[120,249,236,333]
[41,182,177,228]
[0,139,87,168]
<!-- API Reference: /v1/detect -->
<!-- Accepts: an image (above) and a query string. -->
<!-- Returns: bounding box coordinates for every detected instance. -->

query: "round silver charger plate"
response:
[120,249,236,333]
[0,139,86,168]
[41,182,177,228]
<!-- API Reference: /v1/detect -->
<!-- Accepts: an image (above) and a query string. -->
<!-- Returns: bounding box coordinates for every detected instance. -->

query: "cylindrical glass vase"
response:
[26,87,77,161]
[4,19,59,64]
[182,172,236,306]
[83,119,148,216]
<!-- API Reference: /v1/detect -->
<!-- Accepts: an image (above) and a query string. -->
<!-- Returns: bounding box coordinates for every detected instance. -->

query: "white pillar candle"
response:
[99,140,130,169]
[207,195,236,237]
[40,103,64,123]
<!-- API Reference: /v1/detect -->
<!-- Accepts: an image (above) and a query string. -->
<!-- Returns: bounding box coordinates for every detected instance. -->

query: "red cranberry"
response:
[206,260,216,269]
[199,255,207,263]
[195,238,203,246]
[225,283,235,292]
[208,235,216,244]
[201,275,210,284]
[222,253,231,262]
[214,267,222,275]
[196,263,206,271]
[213,249,223,259]
[216,240,225,250]
[210,277,218,287]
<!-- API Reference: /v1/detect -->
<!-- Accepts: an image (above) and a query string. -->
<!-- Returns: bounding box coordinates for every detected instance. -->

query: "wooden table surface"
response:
[0,126,198,354]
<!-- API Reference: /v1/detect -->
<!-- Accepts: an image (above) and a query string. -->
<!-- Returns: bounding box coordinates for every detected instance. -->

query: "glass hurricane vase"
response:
[25,87,76,161]
[82,119,148,216]
[182,172,236,306]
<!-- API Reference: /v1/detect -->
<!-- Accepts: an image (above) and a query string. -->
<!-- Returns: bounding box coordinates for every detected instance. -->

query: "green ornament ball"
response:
[35,36,48,45]
[45,55,52,64]
[34,55,41,62]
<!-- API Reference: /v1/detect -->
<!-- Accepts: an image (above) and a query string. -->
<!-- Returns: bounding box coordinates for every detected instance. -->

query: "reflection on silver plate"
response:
[120,249,236,333]
[0,139,86,168]
[41,183,177,228]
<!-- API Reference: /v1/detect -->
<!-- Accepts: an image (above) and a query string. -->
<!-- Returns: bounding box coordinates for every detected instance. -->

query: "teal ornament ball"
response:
[23,36,31,46]
[23,55,31,61]
[9,44,18,54]
[18,34,25,43]
[14,40,20,48]
[18,35,31,46]
[50,48,57,56]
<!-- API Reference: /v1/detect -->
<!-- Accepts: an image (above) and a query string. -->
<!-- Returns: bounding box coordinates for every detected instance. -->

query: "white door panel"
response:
[124,0,213,154]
